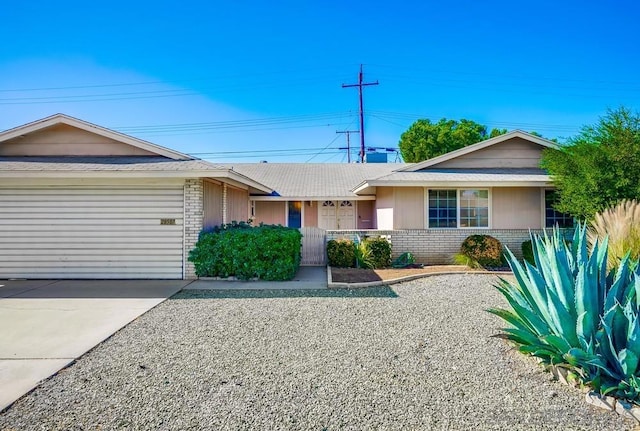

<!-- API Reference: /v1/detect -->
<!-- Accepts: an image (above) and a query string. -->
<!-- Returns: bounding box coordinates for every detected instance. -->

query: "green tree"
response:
[490,128,507,138]
[541,107,640,220]
[399,118,490,162]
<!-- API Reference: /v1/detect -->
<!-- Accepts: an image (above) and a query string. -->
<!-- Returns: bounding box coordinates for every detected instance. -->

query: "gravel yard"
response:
[0,274,633,430]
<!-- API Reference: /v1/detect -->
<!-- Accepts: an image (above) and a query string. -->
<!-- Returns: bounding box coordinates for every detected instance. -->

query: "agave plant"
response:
[489,224,640,402]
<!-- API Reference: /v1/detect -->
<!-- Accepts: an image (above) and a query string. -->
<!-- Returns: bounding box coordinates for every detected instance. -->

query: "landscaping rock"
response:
[585,391,617,412]
[0,275,633,430]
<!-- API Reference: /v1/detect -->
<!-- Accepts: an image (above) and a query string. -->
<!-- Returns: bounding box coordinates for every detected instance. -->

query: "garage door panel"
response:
[0,186,185,279]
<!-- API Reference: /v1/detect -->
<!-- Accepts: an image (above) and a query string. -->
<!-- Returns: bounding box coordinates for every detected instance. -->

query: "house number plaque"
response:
[160,219,176,225]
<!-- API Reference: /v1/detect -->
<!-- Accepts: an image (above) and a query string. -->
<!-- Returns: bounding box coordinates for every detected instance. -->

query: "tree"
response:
[490,128,507,138]
[399,118,491,162]
[541,107,640,220]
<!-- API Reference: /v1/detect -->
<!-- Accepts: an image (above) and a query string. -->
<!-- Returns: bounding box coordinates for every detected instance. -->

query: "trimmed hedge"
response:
[459,234,503,268]
[188,223,302,280]
[327,239,356,268]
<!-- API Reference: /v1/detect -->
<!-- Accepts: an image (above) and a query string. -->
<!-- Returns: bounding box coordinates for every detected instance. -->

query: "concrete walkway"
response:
[187,266,328,290]
[0,279,188,412]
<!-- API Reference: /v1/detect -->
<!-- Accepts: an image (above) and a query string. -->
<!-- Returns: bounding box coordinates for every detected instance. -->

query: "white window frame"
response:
[426,188,492,229]
[541,188,574,229]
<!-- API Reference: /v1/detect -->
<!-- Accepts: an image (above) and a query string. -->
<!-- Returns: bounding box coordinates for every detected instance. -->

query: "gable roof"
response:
[398,130,559,172]
[0,113,192,160]
[223,163,407,199]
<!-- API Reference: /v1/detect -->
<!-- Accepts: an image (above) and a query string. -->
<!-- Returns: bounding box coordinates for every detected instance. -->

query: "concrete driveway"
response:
[0,279,189,411]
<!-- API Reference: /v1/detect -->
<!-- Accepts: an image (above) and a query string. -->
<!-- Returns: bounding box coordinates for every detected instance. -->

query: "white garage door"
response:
[0,186,184,279]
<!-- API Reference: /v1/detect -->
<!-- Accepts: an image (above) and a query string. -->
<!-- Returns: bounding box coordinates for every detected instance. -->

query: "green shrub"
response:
[489,225,640,403]
[521,240,535,266]
[588,199,640,270]
[458,235,503,268]
[327,239,356,267]
[364,237,392,268]
[188,224,302,280]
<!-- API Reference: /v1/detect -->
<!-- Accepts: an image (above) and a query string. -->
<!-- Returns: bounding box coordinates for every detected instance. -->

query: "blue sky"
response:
[1,1,638,162]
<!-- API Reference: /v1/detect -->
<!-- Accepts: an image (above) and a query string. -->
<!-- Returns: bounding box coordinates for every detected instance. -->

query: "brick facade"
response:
[327,228,574,265]
[184,178,204,279]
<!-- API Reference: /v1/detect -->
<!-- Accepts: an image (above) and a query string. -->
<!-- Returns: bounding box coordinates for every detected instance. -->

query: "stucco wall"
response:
[375,187,394,230]
[492,187,542,229]
[0,124,158,157]
[394,187,425,229]
[430,137,544,169]
[304,201,318,227]
[357,200,375,229]
[254,201,286,225]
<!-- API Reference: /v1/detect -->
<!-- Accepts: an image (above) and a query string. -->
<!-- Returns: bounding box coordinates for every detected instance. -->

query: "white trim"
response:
[425,187,491,229]
[398,130,559,172]
[352,179,551,194]
[0,113,192,160]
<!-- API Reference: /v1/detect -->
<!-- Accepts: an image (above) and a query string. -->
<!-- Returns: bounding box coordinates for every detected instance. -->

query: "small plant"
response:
[364,237,392,268]
[489,224,640,404]
[457,234,503,268]
[588,199,640,270]
[327,239,356,268]
[354,241,373,269]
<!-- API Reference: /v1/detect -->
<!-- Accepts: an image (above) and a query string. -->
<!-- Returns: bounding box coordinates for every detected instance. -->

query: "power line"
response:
[342,64,379,163]
[336,130,359,163]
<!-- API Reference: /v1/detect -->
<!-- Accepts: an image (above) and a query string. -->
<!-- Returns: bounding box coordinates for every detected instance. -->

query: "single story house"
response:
[0,114,572,279]
[226,131,573,263]
[0,114,272,279]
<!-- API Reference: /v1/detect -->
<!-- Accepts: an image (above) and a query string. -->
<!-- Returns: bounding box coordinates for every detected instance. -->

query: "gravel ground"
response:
[0,274,634,430]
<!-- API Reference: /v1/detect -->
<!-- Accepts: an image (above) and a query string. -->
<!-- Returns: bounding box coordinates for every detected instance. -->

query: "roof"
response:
[0,113,193,160]
[352,168,552,194]
[223,163,408,199]
[398,130,559,172]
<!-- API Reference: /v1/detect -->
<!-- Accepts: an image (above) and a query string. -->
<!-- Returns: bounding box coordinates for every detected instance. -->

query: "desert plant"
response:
[327,239,356,268]
[364,237,392,268]
[588,199,640,270]
[457,234,503,268]
[489,224,640,403]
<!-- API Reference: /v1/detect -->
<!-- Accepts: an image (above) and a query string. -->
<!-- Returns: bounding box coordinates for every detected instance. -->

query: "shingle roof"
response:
[223,163,408,197]
[0,156,225,172]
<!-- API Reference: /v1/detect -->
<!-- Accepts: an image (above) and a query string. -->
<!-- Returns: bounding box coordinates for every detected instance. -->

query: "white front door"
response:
[319,200,356,229]
[337,200,356,229]
[319,200,336,229]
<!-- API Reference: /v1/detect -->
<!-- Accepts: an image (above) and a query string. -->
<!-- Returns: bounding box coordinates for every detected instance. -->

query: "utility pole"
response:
[342,64,378,163]
[336,130,359,163]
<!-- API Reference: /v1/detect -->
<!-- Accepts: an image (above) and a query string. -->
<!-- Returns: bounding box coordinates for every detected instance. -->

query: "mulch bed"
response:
[330,265,483,283]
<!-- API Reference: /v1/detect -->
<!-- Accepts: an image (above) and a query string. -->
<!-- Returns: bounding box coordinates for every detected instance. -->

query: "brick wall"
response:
[327,228,574,265]
[184,178,204,279]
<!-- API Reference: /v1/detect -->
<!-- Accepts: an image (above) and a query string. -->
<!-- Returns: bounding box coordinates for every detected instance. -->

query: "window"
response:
[428,190,457,228]
[428,189,489,228]
[545,190,574,228]
[459,189,489,228]
[288,201,302,228]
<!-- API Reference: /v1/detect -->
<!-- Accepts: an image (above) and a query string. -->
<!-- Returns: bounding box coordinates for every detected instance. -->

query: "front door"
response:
[337,200,355,229]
